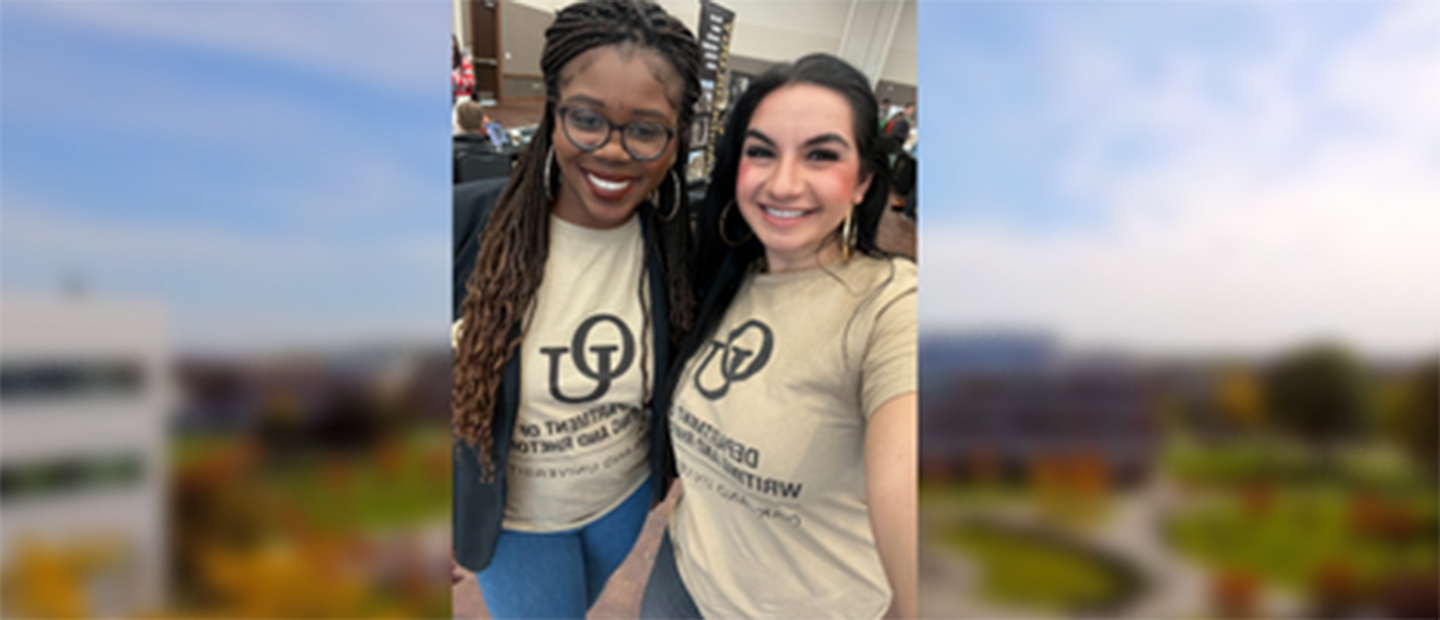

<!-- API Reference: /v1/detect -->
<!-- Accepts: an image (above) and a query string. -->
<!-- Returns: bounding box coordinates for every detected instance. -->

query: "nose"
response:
[767,153,804,200]
[593,127,632,162]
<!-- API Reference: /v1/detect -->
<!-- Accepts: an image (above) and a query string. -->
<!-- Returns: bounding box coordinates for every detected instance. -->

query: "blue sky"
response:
[2,3,451,353]
[918,2,1440,356]
[3,2,1435,356]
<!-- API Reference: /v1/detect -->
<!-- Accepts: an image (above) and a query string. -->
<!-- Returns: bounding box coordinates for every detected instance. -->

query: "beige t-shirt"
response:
[502,214,652,532]
[669,255,917,619]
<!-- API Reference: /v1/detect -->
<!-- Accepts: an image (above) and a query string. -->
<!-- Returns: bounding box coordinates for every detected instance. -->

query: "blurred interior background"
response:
[449,0,916,616]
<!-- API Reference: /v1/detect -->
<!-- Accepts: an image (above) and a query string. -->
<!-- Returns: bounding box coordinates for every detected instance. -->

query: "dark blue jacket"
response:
[451,178,676,573]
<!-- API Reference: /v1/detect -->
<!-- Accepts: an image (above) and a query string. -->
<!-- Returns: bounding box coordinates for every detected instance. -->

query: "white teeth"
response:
[586,173,631,192]
[764,206,806,219]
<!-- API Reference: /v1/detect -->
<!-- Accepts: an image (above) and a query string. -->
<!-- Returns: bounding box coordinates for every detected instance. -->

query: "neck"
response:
[763,239,846,274]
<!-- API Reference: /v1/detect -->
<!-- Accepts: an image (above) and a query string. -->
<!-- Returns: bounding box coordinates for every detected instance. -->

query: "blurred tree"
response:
[1379,570,1440,619]
[309,383,384,453]
[1216,366,1265,433]
[1308,558,1363,619]
[1263,344,1369,463]
[170,440,272,605]
[256,391,305,460]
[1210,570,1259,619]
[1392,358,1439,480]
[197,538,370,617]
[0,538,129,618]
[968,448,1002,486]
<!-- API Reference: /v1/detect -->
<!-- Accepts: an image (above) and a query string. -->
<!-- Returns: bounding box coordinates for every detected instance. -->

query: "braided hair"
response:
[453,0,700,474]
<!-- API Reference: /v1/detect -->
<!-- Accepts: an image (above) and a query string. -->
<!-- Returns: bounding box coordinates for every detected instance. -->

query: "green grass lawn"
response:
[1163,436,1438,595]
[1162,435,1426,491]
[172,429,450,531]
[945,520,1138,613]
[1168,487,1438,592]
[262,431,450,530]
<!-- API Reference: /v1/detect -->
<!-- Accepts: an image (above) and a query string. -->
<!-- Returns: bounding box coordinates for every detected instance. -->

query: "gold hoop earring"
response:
[841,207,854,261]
[543,144,556,202]
[719,199,752,247]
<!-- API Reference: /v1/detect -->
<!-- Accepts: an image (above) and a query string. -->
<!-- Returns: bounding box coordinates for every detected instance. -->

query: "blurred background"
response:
[918,2,1439,618]
[1,3,453,617]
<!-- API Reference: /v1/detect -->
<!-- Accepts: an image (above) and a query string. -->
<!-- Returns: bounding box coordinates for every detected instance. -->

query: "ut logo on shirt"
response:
[694,319,773,400]
[540,314,635,404]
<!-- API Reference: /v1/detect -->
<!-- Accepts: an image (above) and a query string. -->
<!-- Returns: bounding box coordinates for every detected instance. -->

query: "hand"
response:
[451,552,468,586]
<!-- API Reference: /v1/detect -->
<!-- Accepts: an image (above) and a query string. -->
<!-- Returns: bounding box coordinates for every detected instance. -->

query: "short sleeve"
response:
[860,262,917,419]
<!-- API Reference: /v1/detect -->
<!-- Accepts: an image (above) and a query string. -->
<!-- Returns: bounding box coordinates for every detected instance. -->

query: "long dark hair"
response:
[680,53,899,380]
[454,0,700,472]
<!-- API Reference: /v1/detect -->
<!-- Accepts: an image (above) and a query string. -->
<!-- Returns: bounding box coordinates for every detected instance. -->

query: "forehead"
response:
[557,44,682,118]
[748,83,855,142]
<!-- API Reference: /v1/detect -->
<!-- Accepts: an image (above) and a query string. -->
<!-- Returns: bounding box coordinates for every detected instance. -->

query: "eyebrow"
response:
[563,94,674,122]
[744,129,852,150]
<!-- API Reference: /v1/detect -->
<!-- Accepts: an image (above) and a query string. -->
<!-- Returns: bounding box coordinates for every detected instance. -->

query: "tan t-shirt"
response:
[669,255,917,619]
[502,214,652,532]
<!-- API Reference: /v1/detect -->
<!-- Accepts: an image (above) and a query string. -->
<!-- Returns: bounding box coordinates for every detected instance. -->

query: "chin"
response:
[584,202,640,226]
[756,234,818,258]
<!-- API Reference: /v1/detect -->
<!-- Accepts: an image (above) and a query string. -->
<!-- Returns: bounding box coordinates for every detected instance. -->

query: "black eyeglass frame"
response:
[556,104,677,163]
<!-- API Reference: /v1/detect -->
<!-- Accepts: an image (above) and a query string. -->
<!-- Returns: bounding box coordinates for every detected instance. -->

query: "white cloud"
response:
[2,199,445,275]
[922,3,1440,356]
[1,198,448,353]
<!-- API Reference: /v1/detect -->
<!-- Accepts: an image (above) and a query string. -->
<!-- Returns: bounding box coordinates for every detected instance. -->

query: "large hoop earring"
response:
[841,206,854,261]
[719,199,752,247]
[649,169,682,222]
[661,170,683,222]
[543,144,556,202]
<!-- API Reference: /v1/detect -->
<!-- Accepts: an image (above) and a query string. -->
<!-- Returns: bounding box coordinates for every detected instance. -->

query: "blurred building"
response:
[174,345,450,436]
[921,333,1161,486]
[0,296,171,615]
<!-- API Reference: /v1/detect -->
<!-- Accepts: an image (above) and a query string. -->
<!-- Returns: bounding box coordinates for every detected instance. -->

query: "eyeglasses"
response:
[557,105,676,162]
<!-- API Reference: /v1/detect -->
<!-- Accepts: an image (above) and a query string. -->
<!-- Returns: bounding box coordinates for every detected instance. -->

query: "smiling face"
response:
[736,83,872,272]
[550,44,682,230]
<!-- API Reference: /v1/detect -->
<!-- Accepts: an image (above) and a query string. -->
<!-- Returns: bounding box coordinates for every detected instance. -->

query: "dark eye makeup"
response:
[743,143,775,159]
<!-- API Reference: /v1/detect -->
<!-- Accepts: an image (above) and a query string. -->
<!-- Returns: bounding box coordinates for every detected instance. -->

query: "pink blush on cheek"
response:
[735,160,762,196]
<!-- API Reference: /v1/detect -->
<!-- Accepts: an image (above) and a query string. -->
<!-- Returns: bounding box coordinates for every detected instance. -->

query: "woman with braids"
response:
[641,54,918,619]
[450,1,698,616]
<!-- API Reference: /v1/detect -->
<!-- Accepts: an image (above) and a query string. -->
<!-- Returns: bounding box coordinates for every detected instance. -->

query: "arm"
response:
[866,391,917,619]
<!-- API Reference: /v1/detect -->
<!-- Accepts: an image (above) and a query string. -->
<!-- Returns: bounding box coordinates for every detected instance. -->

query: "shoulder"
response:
[845,257,917,411]
[839,255,917,304]
[844,256,917,345]
[453,177,511,319]
[456,176,509,211]
[454,178,509,250]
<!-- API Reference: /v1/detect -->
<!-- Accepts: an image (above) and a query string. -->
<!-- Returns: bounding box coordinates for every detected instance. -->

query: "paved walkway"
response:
[919,478,1218,618]
[1091,483,1211,618]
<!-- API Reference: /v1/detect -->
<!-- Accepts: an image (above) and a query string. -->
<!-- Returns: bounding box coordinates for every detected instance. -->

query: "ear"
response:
[852,169,874,206]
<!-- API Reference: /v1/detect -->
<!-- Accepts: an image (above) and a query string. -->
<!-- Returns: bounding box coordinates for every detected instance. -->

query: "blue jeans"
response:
[476,477,653,619]
[640,530,702,619]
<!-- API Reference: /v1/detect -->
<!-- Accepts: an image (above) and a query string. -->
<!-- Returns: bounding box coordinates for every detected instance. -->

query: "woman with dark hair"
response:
[450,1,699,616]
[641,53,918,619]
